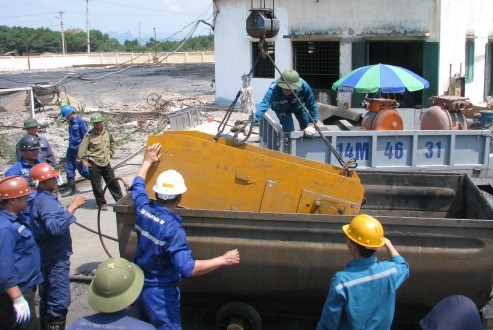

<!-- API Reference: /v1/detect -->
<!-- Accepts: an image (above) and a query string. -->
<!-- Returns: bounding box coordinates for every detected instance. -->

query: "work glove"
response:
[303,123,316,138]
[13,295,30,324]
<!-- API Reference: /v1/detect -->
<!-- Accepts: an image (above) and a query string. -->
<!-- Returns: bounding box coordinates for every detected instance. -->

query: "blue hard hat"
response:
[61,105,75,118]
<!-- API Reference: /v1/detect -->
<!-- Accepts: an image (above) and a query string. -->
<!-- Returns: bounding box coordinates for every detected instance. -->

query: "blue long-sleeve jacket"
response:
[317,255,409,330]
[30,190,76,263]
[0,208,43,292]
[16,135,58,169]
[5,157,40,180]
[68,116,88,150]
[130,176,195,286]
[5,158,40,222]
[254,79,318,126]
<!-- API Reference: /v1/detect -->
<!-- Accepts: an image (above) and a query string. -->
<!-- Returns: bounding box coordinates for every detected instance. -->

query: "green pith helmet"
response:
[276,69,302,90]
[22,118,40,130]
[90,113,105,124]
[88,257,144,313]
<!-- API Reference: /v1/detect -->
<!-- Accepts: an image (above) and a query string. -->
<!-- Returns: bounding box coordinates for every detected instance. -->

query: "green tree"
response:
[90,30,121,52]
[123,38,144,52]
[65,31,87,53]
[0,25,213,54]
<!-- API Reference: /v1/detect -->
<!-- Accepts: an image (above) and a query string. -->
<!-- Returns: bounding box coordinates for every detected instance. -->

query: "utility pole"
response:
[86,0,91,54]
[153,27,157,56]
[56,11,66,55]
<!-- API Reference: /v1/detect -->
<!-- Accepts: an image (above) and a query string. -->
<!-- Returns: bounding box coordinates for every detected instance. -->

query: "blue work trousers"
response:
[39,259,71,319]
[133,285,182,330]
[275,110,310,132]
[65,148,90,180]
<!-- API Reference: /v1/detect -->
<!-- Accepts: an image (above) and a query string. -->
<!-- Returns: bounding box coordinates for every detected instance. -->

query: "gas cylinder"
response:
[420,106,454,130]
[361,109,403,130]
[420,96,469,130]
[360,98,403,130]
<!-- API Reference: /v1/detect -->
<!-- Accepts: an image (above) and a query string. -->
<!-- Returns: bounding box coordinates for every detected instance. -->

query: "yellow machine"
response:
[144,131,365,215]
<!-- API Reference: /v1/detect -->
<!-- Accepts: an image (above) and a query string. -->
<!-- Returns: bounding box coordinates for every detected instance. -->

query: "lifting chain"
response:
[231,75,256,145]
[340,157,358,176]
[213,39,264,143]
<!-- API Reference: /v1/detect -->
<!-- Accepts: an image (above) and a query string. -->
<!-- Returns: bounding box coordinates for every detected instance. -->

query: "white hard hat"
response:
[153,170,187,199]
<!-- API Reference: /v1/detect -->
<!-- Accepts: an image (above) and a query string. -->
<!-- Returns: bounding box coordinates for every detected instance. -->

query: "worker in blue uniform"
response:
[16,117,58,169]
[6,135,42,223]
[6,135,41,180]
[131,143,241,330]
[0,176,43,330]
[67,257,156,330]
[29,163,86,329]
[61,105,90,196]
[317,214,410,329]
[252,69,319,137]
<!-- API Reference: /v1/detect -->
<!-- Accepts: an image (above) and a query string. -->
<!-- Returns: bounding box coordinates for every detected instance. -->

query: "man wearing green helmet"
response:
[317,214,409,329]
[252,69,319,137]
[76,113,123,211]
[67,257,156,329]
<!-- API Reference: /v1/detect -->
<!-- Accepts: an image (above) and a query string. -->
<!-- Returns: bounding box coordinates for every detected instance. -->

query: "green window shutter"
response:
[423,42,439,104]
[466,41,474,83]
[351,42,366,107]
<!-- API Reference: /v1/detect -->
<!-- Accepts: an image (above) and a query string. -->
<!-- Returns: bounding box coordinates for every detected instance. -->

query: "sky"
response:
[1,0,214,42]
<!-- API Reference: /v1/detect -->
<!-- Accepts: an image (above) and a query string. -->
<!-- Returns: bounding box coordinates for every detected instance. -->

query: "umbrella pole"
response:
[263,52,356,175]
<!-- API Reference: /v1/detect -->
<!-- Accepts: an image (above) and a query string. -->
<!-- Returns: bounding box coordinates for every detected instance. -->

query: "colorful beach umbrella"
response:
[332,63,430,93]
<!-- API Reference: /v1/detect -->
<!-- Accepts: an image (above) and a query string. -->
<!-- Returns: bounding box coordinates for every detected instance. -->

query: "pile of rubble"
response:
[0,94,215,177]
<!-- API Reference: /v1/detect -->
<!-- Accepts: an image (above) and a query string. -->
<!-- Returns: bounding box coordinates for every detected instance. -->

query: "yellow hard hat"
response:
[342,214,385,248]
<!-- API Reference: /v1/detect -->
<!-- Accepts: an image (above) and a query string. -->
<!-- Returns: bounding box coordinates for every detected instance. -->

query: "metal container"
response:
[114,171,493,325]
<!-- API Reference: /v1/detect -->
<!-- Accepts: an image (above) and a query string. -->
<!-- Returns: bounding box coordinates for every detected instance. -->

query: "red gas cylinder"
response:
[361,98,403,130]
[420,106,454,130]
[420,96,469,130]
[361,109,403,130]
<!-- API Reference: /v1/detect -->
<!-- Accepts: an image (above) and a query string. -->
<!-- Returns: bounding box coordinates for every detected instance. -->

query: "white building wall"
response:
[214,0,493,106]
[439,0,493,102]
